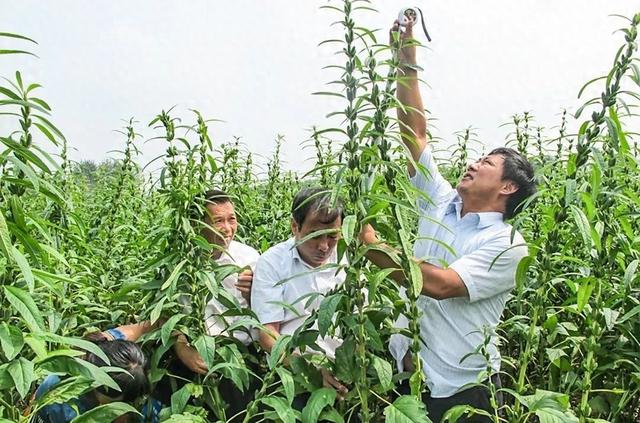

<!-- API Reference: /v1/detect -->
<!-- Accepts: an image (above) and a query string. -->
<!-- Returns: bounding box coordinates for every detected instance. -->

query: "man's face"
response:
[203,201,237,248]
[292,210,341,268]
[457,154,508,198]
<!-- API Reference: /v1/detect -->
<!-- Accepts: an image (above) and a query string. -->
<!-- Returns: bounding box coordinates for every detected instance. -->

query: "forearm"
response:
[365,247,405,283]
[116,320,160,341]
[258,323,281,353]
[397,66,426,142]
[363,238,466,300]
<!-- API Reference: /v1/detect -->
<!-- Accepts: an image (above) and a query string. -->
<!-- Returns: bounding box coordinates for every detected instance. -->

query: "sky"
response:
[1,1,638,176]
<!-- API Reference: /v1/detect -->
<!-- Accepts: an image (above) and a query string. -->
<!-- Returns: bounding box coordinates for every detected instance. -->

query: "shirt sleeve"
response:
[448,232,528,303]
[251,252,285,325]
[105,328,126,340]
[410,146,454,210]
[35,375,61,400]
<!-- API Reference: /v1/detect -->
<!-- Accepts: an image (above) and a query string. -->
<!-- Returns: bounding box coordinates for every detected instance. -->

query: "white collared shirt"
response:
[251,238,345,358]
[390,147,528,397]
[204,240,260,345]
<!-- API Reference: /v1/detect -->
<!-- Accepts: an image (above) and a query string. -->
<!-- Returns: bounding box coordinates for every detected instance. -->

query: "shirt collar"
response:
[446,196,504,229]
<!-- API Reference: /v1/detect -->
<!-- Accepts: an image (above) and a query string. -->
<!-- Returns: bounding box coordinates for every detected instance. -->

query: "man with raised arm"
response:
[358,18,537,423]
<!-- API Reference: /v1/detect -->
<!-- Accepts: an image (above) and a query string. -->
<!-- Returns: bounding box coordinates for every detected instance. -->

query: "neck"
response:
[458,191,504,217]
[211,246,225,260]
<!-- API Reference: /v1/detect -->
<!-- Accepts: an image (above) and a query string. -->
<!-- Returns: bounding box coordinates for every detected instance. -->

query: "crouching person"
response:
[251,187,349,406]
[33,338,159,423]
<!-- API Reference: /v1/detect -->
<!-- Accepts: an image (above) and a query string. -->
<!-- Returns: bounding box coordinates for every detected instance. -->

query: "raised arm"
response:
[393,20,427,176]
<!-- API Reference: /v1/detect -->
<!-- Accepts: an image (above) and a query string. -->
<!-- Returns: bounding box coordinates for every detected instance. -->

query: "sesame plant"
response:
[1,5,640,423]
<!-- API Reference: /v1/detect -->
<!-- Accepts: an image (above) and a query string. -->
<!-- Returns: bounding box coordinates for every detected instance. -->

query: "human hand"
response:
[359,223,378,245]
[175,340,208,375]
[402,351,416,372]
[390,18,417,68]
[320,368,348,400]
[235,269,253,304]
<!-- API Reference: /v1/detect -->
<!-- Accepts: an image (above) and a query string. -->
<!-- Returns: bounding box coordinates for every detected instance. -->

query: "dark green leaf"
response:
[70,402,139,423]
[384,395,431,423]
[0,322,24,360]
[302,387,337,423]
[4,285,45,333]
[7,357,34,399]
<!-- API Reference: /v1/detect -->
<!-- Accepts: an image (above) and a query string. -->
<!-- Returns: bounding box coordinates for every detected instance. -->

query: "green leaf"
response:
[302,387,337,423]
[319,409,345,423]
[171,384,192,414]
[193,335,216,370]
[161,259,187,290]
[0,49,37,57]
[24,335,47,359]
[442,405,491,422]
[576,279,595,312]
[268,335,291,369]
[408,260,423,297]
[371,356,393,392]
[0,322,24,360]
[623,259,638,289]
[601,308,619,331]
[545,348,567,367]
[0,211,13,260]
[515,255,533,291]
[40,333,110,365]
[0,32,38,44]
[262,397,297,423]
[70,402,139,423]
[36,377,93,407]
[276,367,295,405]
[0,86,19,100]
[341,215,357,246]
[515,389,579,423]
[618,304,640,325]
[384,395,431,423]
[7,357,34,399]
[318,294,342,337]
[4,285,45,333]
[161,313,185,345]
[150,297,166,325]
[11,246,35,292]
[6,155,40,192]
[569,205,593,250]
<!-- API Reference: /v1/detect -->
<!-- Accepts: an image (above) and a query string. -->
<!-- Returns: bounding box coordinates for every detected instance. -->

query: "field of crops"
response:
[1,2,639,423]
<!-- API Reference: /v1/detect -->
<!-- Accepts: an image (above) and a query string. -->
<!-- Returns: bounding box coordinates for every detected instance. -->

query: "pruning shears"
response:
[398,6,432,42]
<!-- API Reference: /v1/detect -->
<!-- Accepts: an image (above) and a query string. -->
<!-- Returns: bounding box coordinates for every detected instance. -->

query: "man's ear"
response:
[501,181,519,196]
[291,218,298,235]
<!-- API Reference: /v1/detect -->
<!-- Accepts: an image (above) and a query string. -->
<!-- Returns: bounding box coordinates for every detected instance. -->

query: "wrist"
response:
[399,62,421,73]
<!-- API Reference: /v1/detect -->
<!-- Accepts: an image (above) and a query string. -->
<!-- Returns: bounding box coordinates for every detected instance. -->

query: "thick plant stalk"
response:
[339,1,371,419]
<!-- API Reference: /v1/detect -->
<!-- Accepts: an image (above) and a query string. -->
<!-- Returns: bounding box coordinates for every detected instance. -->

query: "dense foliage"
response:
[1,3,639,422]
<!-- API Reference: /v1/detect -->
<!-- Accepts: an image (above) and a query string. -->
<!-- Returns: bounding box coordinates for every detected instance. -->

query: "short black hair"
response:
[203,189,232,206]
[489,147,536,219]
[84,340,149,402]
[292,187,344,227]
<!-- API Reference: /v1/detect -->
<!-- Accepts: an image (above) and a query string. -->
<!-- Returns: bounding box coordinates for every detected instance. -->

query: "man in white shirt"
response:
[251,187,348,395]
[100,190,261,416]
[359,19,537,422]
[174,189,260,370]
